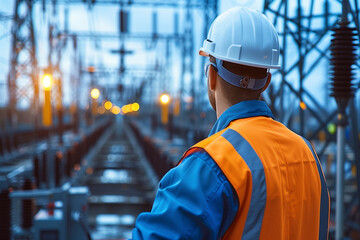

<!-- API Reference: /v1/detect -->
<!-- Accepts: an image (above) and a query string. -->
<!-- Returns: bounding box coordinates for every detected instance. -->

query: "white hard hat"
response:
[199,7,280,69]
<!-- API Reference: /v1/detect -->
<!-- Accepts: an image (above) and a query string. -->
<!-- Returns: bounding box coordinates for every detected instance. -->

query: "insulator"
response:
[330,21,358,110]
[21,178,34,229]
[0,190,11,240]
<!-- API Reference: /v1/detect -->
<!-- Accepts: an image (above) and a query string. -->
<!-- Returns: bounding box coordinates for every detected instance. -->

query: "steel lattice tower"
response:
[264,0,360,236]
[263,0,359,137]
[7,0,38,127]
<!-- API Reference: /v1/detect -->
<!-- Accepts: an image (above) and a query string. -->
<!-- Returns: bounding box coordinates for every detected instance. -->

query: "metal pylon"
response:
[264,0,360,237]
[7,0,38,127]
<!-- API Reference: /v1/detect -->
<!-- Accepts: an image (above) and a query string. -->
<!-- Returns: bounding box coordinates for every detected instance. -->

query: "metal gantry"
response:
[5,0,219,122]
[7,0,38,127]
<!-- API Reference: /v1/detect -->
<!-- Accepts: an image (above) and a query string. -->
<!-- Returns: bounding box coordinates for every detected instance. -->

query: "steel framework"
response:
[7,0,38,127]
[263,0,360,236]
[263,0,359,139]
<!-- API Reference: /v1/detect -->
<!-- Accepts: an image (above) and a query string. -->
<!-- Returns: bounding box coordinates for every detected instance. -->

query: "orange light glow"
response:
[104,101,112,110]
[56,151,63,159]
[74,164,81,171]
[86,167,94,175]
[122,104,132,114]
[88,66,96,73]
[91,88,100,99]
[97,106,105,114]
[42,74,52,90]
[300,101,307,110]
[121,105,127,114]
[132,103,140,112]
[160,94,170,105]
[111,106,121,115]
[125,104,132,113]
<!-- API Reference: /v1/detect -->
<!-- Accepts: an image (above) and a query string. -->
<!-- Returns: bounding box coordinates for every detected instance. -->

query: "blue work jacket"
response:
[131,100,274,239]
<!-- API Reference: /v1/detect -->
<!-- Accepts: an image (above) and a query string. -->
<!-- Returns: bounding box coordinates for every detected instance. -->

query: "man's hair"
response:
[211,56,268,103]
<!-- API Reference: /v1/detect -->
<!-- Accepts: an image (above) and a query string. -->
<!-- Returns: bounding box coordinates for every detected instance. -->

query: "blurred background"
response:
[0,0,359,239]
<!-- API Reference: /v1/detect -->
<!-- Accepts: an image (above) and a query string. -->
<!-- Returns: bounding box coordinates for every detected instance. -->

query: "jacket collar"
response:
[209,100,274,137]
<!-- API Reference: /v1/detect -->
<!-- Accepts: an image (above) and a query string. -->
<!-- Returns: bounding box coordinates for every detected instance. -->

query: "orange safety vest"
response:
[180,116,330,240]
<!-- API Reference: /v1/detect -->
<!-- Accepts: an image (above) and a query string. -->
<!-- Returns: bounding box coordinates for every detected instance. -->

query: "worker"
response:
[132,7,329,239]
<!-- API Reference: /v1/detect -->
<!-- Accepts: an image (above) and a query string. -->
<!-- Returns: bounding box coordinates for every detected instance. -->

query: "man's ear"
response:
[260,72,271,92]
[208,65,217,91]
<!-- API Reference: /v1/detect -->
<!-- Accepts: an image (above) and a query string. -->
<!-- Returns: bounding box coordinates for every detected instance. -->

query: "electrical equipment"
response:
[33,209,63,240]
[11,185,90,240]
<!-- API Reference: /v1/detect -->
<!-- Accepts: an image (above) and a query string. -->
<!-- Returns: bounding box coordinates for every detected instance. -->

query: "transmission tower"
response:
[263,0,359,137]
[264,0,360,236]
[7,0,38,127]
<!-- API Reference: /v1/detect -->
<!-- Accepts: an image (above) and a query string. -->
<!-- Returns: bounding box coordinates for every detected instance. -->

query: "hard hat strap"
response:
[204,62,218,78]
[215,58,268,90]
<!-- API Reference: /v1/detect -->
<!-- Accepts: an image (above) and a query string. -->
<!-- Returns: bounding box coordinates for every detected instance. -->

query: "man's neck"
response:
[216,97,233,119]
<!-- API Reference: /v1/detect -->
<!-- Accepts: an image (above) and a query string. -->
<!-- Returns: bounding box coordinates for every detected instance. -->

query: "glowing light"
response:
[86,167,94,175]
[121,106,127,114]
[97,106,105,114]
[74,164,81,171]
[91,88,100,99]
[125,104,132,113]
[300,101,307,110]
[56,151,63,159]
[104,101,112,110]
[132,103,140,112]
[42,74,52,90]
[111,106,121,115]
[88,66,96,73]
[42,74,53,126]
[122,104,132,114]
[327,123,336,135]
[160,94,170,105]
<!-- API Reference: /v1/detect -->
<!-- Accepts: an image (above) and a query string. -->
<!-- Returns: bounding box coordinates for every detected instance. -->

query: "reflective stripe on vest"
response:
[180,116,329,240]
[221,129,266,239]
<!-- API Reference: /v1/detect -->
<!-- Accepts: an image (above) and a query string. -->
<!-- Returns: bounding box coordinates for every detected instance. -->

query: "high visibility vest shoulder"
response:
[180,116,330,240]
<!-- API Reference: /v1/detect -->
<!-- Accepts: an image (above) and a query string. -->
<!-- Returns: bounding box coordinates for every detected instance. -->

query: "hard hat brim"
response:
[199,49,209,57]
